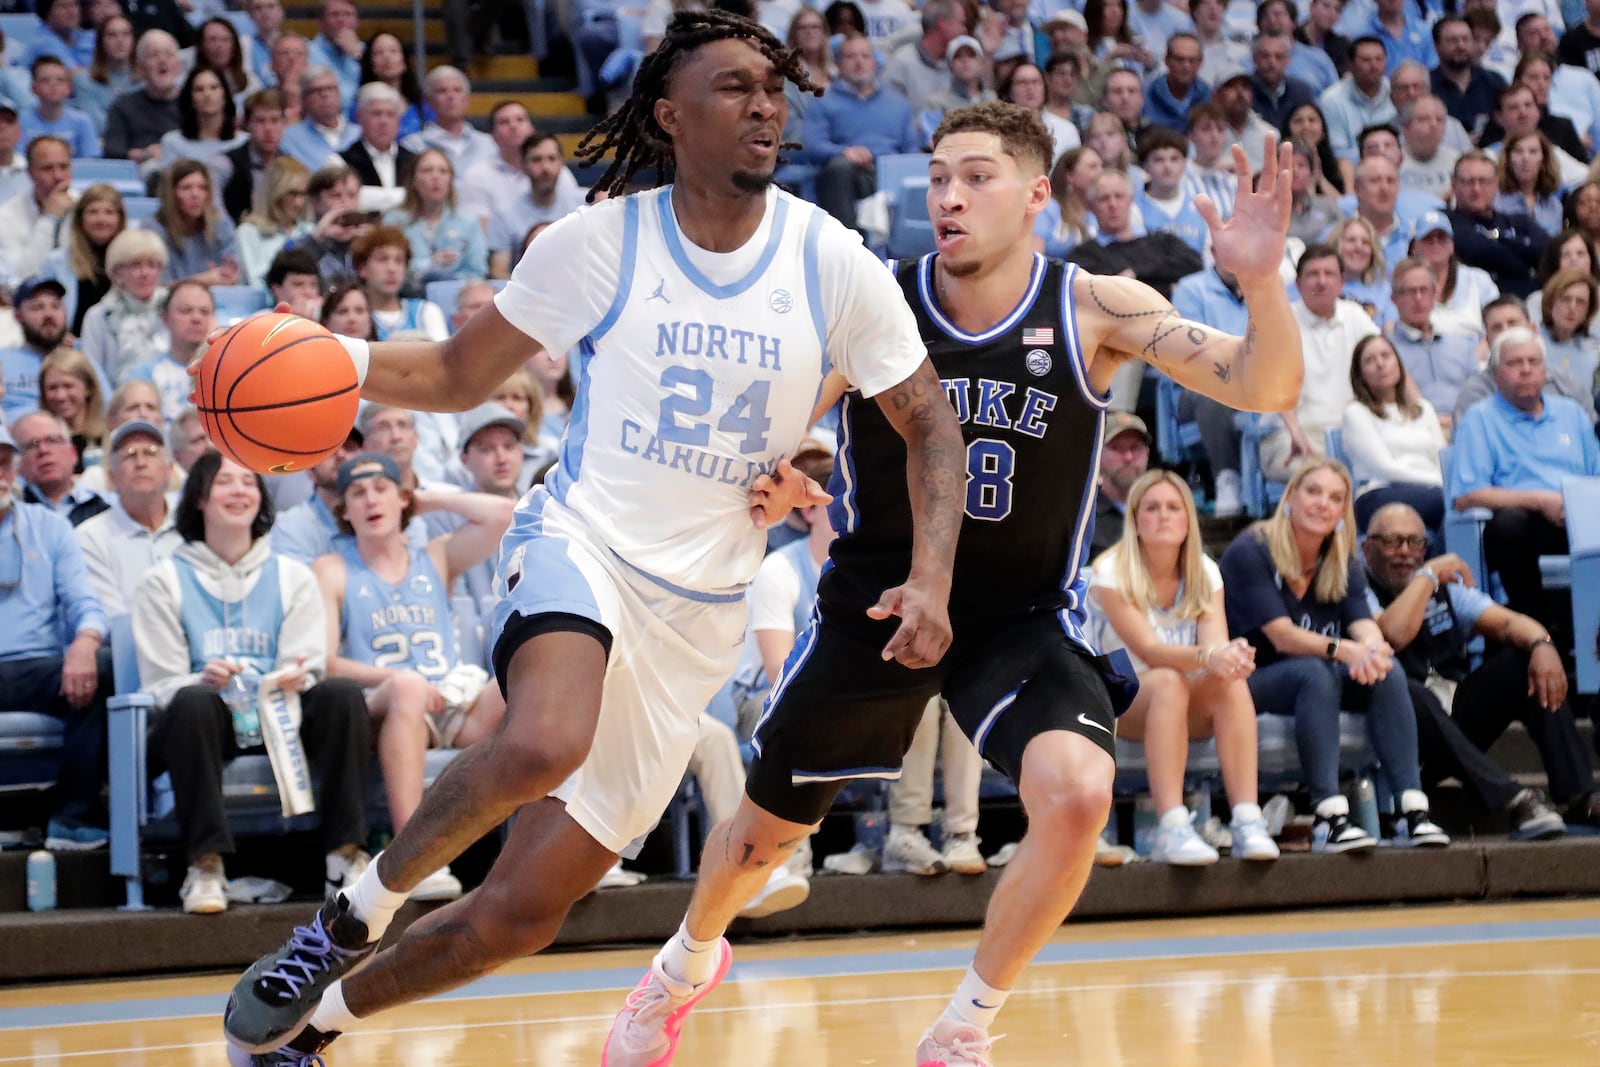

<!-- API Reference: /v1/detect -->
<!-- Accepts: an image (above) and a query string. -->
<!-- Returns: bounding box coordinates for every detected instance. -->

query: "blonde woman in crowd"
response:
[41,182,125,334]
[78,228,171,384]
[39,348,108,471]
[1329,215,1393,324]
[237,156,314,286]
[1089,470,1276,866]
[1218,458,1449,854]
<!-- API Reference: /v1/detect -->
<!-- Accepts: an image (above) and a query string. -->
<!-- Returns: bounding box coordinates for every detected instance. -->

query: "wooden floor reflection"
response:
[5,899,1598,1067]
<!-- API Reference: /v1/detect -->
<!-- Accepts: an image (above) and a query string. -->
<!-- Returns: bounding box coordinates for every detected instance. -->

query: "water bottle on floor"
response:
[27,849,55,911]
[1355,777,1381,841]
[1132,795,1158,856]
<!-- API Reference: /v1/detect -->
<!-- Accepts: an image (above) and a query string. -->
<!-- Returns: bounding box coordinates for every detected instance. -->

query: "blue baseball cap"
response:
[1410,209,1453,242]
[336,452,402,495]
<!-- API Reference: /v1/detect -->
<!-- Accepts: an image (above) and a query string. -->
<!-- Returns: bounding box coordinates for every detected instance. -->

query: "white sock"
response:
[658,920,722,986]
[1158,805,1190,830]
[1231,802,1262,826]
[308,980,362,1034]
[945,966,1009,1030]
[343,856,408,943]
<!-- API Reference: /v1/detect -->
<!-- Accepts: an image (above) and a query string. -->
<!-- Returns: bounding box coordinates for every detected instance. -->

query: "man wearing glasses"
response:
[1444,151,1549,297]
[13,411,108,527]
[74,419,181,617]
[0,421,113,849]
[280,67,359,172]
[1362,501,1600,835]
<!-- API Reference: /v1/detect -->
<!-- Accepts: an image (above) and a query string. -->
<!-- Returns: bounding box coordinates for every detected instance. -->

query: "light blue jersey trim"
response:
[919,252,1046,344]
[548,338,598,504]
[589,196,641,344]
[613,552,749,604]
[801,205,830,381]
[658,187,790,300]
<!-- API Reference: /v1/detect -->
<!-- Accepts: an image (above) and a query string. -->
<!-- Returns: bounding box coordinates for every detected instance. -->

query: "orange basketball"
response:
[194,313,361,475]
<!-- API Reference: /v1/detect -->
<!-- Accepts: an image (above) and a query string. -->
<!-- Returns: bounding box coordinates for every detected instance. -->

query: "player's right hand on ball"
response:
[868,583,952,669]
[190,303,294,402]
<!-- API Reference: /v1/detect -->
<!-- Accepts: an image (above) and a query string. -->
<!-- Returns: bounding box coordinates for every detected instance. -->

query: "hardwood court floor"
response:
[3,899,1597,1067]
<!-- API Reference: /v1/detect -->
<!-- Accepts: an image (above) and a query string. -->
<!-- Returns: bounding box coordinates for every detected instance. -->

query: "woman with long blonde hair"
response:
[39,348,108,469]
[1329,216,1393,323]
[152,158,240,285]
[236,156,313,286]
[1217,457,1448,853]
[41,182,124,333]
[1088,471,1275,865]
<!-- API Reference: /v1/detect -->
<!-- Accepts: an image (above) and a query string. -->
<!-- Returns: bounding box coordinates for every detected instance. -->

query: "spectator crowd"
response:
[0,0,1598,915]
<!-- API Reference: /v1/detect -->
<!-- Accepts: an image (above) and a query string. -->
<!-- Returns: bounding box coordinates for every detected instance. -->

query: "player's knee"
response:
[1021,752,1113,838]
[487,730,591,800]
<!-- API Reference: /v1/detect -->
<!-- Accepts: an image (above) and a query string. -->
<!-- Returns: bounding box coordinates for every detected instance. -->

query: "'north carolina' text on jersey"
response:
[492,185,926,596]
[822,255,1109,639]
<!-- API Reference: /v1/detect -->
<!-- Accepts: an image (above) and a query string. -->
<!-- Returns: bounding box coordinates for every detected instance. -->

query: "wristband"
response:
[1415,566,1440,593]
[1530,635,1555,652]
[336,334,370,388]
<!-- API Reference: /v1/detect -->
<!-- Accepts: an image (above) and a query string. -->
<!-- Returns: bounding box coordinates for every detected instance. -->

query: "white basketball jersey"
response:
[495,185,923,597]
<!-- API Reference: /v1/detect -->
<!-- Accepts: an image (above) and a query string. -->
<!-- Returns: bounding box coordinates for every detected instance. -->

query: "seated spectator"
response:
[340,82,416,192]
[1428,13,1503,137]
[79,229,170,385]
[883,0,963,116]
[1288,138,1340,242]
[1134,127,1204,254]
[1086,0,1152,74]
[265,247,323,319]
[1364,502,1600,836]
[351,31,432,140]
[485,367,559,480]
[1453,295,1597,426]
[440,402,528,569]
[125,279,213,422]
[279,65,359,171]
[318,452,511,901]
[0,423,112,849]
[1450,149,1552,300]
[1083,110,1135,177]
[159,65,246,165]
[0,99,27,209]
[236,155,313,287]
[1318,36,1395,164]
[185,16,260,98]
[1,278,72,424]
[1211,60,1274,173]
[1481,82,1588,182]
[148,160,240,285]
[1182,101,1239,217]
[487,134,582,278]
[1388,256,1480,417]
[1032,146,1099,256]
[309,0,363,104]
[218,89,290,225]
[802,33,918,235]
[451,278,495,334]
[0,137,74,288]
[1340,333,1446,535]
[1043,48,1096,134]
[1219,457,1448,853]
[40,347,109,470]
[268,423,366,563]
[1101,67,1152,154]
[1261,243,1378,481]
[245,0,286,89]
[1089,471,1275,865]
[168,406,209,474]
[1172,264,1248,517]
[1522,22,1600,148]
[1191,0,1248,88]
[384,148,485,285]
[132,450,372,914]
[527,343,574,441]
[1089,411,1149,558]
[41,183,124,336]
[22,57,100,158]
[352,226,447,340]
[1285,103,1346,197]
[13,410,108,524]
[1143,32,1209,133]
[920,35,996,142]
[25,0,96,71]
[1538,228,1599,291]
[1329,216,1394,323]
[1343,153,1410,273]
[1258,0,1336,92]
[1536,269,1600,390]
[1398,94,1457,200]
[1068,170,1203,302]
[320,279,375,340]
[1495,131,1564,238]
[400,66,494,175]
[103,30,183,168]
[268,34,309,119]
[1250,33,1317,130]
[1342,123,1445,231]
[1298,0,1350,78]
[1407,209,1496,337]
[299,163,372,284]
[785,9,836,121]
[459,101,546,227]
[73,417,180,615]
[359,399,457,492]
[1451,327,1599,642]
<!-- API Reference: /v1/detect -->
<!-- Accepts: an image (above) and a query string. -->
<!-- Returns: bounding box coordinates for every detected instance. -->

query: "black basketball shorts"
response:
[744,608,1137,826]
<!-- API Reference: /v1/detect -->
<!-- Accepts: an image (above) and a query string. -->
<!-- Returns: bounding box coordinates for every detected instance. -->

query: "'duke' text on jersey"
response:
[942,377,1059,438]
[655,320,784,371]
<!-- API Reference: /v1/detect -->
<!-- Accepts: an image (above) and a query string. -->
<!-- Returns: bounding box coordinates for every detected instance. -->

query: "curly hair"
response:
[576,8,822,198]
[931,101,1054,177]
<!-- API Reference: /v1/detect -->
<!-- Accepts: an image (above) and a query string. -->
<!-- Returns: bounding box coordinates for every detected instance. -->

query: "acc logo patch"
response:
[769,289,794,313]
[1025,349,1052,376]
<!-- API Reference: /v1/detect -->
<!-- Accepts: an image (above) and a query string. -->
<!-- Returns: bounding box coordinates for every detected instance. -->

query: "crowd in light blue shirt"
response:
[0,502,107,663]
[1449,392,1600,501]
[801,78,919,165]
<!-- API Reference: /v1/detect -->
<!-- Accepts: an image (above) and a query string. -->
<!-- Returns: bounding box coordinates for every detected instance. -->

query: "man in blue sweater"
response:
[802,33,919,235]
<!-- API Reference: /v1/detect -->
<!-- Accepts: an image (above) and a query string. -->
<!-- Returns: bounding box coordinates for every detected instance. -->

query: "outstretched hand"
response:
[748,457,832,529]
[1194,135,1292,284]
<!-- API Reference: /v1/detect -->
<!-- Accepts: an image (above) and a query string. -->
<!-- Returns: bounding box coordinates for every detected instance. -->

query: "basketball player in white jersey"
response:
[220,10,967,1064]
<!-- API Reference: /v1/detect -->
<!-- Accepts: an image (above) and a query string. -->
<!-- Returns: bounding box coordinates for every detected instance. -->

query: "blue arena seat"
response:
[1324,426,1350,471]
[69,158,143,197]
[123,196,160,223]
[1563,476,1600,694]
[885,178,935,261]
[210,285,271,325]
[874,152,928,205]
[424,278,506,324]
[1154,377,1202,466]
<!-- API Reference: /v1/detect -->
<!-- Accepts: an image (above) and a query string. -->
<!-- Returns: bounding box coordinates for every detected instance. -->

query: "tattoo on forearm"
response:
[776,835,807,849]
[1213,362,1231,383]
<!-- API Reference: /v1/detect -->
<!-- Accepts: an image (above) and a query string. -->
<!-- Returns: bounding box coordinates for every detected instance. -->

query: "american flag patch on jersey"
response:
[1022,327,1054,346]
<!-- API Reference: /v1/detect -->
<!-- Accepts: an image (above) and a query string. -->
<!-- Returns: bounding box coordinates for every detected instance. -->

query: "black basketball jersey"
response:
[819,253,1110,637]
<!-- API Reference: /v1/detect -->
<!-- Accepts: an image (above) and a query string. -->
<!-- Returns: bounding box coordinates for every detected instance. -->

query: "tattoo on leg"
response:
[776,835,806,849]
[739,842,755,867]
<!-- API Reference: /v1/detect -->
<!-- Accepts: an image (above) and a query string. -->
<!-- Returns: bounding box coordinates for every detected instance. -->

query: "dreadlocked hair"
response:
[576,7,823,199]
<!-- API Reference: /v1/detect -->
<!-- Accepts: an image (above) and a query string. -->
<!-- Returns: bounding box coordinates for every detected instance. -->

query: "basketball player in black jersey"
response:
[605,102,1305,1067]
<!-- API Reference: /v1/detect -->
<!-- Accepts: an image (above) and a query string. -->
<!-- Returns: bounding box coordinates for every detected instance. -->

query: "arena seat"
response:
[210,285,271,326]
[0,710,64,794]
[1563,476,1600,694]
[69,158,143,197]
[123,196,160,223]
[1154,377,1203,466]
[1236,411,1285,517]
